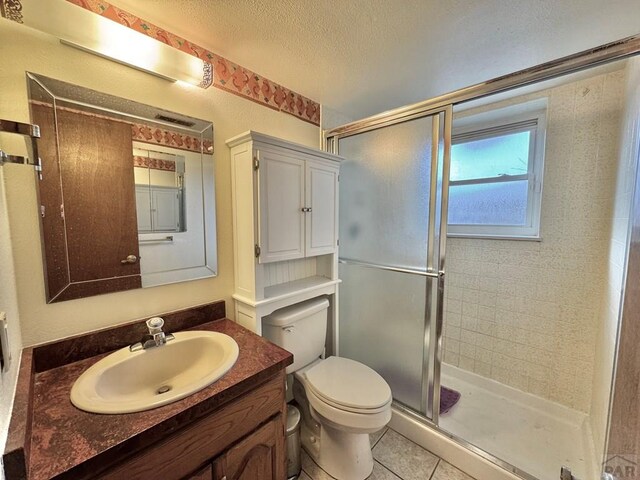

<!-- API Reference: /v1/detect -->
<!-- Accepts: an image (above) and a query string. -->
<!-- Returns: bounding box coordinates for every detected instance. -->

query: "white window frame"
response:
[447,99,547,240]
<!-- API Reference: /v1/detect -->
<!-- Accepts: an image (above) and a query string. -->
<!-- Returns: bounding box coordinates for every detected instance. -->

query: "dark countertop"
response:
[8,312,292,480]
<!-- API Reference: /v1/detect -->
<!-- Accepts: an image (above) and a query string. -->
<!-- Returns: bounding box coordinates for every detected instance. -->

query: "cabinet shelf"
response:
[233,276,340,308]
[265,276,339,301]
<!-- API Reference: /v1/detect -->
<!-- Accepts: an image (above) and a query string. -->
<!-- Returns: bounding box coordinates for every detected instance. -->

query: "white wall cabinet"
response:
[258,149,306,263]
[135,185,180,233]
[306,161,339,256]
[227,131,342,348]
[258,149,339,262]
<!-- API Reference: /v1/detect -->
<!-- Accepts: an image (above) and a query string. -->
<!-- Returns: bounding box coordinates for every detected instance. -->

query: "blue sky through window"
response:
[451,130,531,181]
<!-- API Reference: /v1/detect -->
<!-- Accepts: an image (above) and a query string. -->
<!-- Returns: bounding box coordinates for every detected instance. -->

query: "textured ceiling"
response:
[114,0,640,121]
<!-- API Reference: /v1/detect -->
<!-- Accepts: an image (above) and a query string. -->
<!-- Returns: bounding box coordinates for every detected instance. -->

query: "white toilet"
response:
[263,297,392,480]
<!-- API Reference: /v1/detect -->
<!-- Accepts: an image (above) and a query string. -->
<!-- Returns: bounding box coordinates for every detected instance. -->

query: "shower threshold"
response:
[391,364,597,480]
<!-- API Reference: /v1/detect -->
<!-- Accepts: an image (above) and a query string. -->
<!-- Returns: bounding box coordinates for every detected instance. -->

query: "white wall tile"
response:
[442,67,627,415]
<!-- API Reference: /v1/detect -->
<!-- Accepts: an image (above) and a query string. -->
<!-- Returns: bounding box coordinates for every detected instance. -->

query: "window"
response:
[447,100,547,239]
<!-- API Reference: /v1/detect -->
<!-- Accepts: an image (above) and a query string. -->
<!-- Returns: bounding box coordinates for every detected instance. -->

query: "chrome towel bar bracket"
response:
[0,119,42,179]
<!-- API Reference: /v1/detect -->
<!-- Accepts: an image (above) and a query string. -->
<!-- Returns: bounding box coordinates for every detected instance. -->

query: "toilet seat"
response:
[304,382,392,433]
[302,356,392,414]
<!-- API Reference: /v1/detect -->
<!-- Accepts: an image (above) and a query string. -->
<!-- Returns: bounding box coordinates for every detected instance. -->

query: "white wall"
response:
[442,66,626,413]
[0,19,318,340]
[0,17,319,466]
[590,56,640,467]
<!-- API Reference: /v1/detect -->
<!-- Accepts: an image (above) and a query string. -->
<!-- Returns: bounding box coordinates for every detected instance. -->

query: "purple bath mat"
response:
[440,385,461,415]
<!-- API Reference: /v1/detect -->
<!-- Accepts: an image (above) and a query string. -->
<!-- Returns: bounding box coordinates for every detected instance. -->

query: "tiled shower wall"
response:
[442,67,626,412]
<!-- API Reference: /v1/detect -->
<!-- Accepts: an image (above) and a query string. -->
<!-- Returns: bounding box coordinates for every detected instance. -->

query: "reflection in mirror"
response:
[134,148,186,233]
[27,73,217,303]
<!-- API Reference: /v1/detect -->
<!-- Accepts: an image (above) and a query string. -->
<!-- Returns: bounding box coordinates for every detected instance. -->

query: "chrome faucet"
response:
[130,317,175,352]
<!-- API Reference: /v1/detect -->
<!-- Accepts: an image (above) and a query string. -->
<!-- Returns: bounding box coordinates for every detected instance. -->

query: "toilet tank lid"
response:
[263,297,330,327]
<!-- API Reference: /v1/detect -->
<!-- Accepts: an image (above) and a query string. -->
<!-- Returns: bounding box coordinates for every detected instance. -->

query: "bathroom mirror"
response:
[27,73,217,303]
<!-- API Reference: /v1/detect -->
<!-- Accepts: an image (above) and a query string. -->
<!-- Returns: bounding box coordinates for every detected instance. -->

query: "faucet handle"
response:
[146,317,165,335]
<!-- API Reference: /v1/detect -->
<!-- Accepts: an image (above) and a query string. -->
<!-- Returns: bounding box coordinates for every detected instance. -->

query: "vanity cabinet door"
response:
[97,373,285,480]
[185,464,213,480]
[212,417,285,480]
[258,149,305,263]
[305,160,339,256]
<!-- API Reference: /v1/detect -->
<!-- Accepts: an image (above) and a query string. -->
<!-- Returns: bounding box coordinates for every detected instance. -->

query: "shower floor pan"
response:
[439,364,596,480]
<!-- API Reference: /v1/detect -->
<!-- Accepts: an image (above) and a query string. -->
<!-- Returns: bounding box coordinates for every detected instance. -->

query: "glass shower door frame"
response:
[329,105,453,424]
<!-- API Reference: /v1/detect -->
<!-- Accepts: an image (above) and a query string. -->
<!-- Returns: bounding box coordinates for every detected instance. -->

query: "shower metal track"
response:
[324,34,640,145]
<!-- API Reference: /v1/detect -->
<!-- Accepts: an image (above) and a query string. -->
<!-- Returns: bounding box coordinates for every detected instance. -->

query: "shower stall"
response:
[325,36,640,480]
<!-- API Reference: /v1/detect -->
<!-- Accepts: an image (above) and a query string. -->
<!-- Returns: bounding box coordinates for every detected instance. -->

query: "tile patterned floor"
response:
[299,427,476,480]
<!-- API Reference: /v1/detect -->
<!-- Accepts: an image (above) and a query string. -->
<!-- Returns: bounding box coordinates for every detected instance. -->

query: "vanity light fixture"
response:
[58,21,212,88]
[60,39,179,83]
[20,0,213,88]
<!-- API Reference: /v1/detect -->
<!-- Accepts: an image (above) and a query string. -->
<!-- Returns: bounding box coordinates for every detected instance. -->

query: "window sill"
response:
[446,233,542,242]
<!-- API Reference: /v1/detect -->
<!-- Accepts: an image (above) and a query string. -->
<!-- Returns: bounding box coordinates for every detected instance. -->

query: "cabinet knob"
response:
[301,207,312,213]
[120,254,138,264]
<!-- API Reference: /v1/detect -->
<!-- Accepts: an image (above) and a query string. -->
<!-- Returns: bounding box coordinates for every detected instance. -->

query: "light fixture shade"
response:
[20,0,212,88]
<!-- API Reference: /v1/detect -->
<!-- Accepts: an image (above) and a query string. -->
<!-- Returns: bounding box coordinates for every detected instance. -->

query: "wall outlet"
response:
[0,312,10,372]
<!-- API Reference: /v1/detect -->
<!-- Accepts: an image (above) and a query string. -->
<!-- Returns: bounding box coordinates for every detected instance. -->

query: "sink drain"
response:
[156,385,172,395]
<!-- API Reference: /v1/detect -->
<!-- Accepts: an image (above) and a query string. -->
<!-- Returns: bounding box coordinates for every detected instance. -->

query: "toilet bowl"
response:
[262,298,392,480]
[295,357,392,479]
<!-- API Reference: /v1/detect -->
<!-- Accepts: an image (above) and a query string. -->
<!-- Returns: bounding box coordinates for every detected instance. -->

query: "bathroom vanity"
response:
[3,301,293,480]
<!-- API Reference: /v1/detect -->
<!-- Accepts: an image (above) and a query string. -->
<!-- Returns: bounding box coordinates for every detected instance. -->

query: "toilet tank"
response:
[262,297,329,373]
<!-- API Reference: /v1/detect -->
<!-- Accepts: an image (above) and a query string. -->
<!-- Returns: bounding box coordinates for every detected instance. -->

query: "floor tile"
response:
[369,427,388,447]
[301,450,336,480]
[372,429,439,480]
[301,447,401,480]
[367,460,402,480]
[431,460,476,480]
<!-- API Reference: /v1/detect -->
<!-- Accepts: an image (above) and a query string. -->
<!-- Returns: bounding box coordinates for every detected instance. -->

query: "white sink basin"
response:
[70,331,239,414]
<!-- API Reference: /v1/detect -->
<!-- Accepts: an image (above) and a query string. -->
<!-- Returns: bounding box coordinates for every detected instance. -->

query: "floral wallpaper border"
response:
[133,155,175,172]
[30,100,212,155]
[132,123,213,154]
[0,0,23,23]
[62,0,321,126]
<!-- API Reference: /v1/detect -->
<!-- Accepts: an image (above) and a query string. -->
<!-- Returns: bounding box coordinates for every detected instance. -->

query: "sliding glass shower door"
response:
[335,108,451,421]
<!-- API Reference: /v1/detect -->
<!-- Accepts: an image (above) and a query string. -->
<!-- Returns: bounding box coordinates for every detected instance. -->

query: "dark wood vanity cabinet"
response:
[186,464,213,480]
[98,372,287,480]
[211,417,285,480]
[183,418,284,480]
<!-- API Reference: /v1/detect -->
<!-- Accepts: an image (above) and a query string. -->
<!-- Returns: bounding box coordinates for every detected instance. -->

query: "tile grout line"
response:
[373,459,403,480]
[371,427,389,449]
[373,428,445,480]
[372,428,408,479]
[302,427,449,480]
[428,458,442,480]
